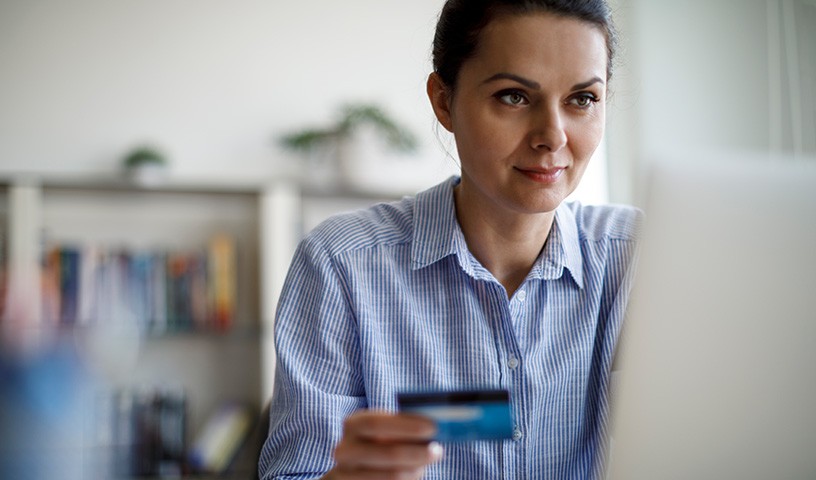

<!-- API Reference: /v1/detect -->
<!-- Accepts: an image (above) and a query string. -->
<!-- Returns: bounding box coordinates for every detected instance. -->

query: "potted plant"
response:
[279,103,418,188]
[122,145,169,187]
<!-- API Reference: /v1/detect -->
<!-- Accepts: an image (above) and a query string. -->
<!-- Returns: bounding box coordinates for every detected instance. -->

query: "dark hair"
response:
[432,0,617,90]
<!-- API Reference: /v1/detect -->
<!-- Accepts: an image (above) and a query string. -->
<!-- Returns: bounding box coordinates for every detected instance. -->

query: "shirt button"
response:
[507,357,519,369]
[516,290,527,302]
[512,428,523,441]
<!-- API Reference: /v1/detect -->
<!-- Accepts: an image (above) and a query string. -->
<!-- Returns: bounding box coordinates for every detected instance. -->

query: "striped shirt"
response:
[259,176,641,480]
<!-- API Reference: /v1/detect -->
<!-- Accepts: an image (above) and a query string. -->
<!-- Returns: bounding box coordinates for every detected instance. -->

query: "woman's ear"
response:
[427,73,454,133]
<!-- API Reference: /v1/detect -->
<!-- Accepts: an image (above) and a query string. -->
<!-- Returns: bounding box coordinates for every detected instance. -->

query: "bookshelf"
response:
[0,174,395,478]
[0,176,293,478]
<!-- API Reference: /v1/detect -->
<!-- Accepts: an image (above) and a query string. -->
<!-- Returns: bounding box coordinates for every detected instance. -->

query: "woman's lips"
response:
[515,166,565,184]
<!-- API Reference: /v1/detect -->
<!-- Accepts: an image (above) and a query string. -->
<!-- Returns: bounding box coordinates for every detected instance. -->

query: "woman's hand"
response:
[323,410,444,480]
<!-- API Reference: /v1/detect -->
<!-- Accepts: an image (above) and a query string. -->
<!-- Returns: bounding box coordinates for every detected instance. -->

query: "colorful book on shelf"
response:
[59,247,80,325]
[112,251,131,325]
[128,252,153,331]
[188,251,209,330]
[166,252,193,331]
[208,234,236,332]
[76,245,99,325]
[95,248,121,325]
[41,247,61,324]
[150,251,168,334]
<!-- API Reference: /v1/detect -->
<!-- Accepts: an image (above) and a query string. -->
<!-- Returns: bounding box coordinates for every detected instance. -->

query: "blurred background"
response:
[0,0,814,478]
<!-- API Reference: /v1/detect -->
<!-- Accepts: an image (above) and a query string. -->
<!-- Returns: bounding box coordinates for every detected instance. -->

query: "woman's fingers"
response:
[334,437,443,469]
[329,410,445,478]
[343,410,437,442]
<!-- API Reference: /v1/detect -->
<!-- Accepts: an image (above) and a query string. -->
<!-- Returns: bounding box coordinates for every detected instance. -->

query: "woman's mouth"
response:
[515,166,565,184]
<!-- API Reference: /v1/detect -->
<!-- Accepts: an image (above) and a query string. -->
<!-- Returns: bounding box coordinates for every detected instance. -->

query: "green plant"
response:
[123,146,167,168]
[280,104,418,154]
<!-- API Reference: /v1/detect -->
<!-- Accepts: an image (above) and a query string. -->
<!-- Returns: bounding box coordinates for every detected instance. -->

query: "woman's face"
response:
[430,12,608,216]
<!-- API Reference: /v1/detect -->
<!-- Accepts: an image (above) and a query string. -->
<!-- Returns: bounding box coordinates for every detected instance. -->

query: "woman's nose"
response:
[529,106,567,152]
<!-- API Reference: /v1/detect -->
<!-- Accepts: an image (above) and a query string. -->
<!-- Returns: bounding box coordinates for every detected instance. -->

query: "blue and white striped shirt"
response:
[259,176,641,480]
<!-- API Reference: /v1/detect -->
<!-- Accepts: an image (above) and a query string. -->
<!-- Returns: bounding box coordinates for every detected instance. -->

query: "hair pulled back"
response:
[432,0,617,91]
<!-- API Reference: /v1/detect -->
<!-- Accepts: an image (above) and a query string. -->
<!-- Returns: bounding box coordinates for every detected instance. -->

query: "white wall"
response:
[637,1,771,155]
[0,0,457,193]
[3,1,814,200]
[606,0,816,204]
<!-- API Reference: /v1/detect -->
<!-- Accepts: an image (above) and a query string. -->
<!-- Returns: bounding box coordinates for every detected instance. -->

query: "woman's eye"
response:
[569,94,599,108]
[496,91,528,106]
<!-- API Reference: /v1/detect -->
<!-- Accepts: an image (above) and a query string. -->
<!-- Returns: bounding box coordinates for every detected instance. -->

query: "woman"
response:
[259,0,640,478]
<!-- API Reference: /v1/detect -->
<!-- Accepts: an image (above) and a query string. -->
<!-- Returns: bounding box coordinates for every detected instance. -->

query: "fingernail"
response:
[429,441,444,461]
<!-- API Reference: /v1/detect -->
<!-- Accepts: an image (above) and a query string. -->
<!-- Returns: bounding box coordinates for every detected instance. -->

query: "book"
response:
[208,235,236,332]
[59,247,80,325]
[150,251,168,334]
[41,246,62,325]
[187,403,252,474]
[188,251,209,330]
[166,253,191,331]
[76,245,99,326]
[128,252,153,332]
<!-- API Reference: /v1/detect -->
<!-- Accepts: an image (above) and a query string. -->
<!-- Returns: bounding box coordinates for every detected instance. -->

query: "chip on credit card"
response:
[396,389,513,442]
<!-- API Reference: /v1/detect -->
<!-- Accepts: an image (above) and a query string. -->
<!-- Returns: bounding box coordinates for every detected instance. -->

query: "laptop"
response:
[606,152,816,480]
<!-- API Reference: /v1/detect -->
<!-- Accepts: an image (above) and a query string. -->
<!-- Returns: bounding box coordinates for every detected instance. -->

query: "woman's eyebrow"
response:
[482,73,606,92]
[571,76,605,90]
[481,73,540,89]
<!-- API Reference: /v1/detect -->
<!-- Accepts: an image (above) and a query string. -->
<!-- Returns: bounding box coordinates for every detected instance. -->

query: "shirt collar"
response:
[531,204,585,289]
[410,176,584,288]
[410,176,462,271]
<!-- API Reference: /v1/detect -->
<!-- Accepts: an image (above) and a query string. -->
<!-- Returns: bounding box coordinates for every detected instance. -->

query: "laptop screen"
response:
[607,153,816,480]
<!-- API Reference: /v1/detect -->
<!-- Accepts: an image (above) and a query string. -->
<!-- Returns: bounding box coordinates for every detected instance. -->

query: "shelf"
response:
[1,180,274,480]
[0,172,282,195]
[0,177,403,480]
[0,171,416,198]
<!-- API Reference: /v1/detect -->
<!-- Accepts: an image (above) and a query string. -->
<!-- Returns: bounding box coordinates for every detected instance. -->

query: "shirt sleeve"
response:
[258,235,366,480]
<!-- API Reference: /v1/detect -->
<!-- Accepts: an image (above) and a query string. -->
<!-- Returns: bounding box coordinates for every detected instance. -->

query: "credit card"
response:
[396,389,513,442]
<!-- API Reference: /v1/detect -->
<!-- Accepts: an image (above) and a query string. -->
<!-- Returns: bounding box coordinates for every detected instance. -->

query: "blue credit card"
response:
[397,389,513,442]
